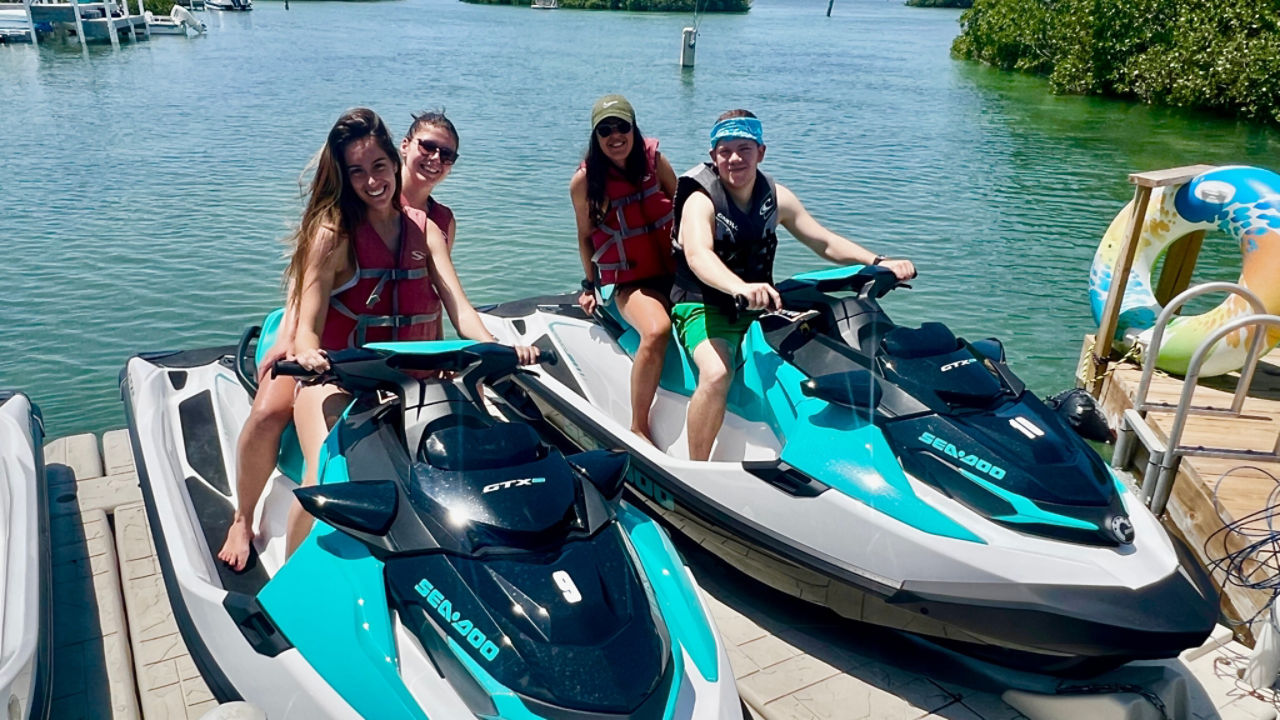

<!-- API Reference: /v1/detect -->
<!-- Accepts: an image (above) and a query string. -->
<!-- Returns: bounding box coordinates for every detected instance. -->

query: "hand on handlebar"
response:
[735,282,782,312]
[294,347,330,374]
[880,258,917,282]
[577,290,598,316]
[512,344,541,366]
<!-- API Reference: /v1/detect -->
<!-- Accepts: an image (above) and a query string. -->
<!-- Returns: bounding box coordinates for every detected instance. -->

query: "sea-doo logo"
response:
[918,432,1007,480]
[1108,515,1135,544]
[629,467,676,511]
[411,250,427,261]
[482,477,546,494]
[414,578,501,662]
[940,358,976,373]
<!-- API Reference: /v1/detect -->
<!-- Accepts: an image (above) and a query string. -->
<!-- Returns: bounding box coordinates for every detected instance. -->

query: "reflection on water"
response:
[1,0,1278,435]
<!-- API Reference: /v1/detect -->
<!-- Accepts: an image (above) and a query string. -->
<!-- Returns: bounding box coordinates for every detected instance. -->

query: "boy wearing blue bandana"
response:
[670,109,916,461]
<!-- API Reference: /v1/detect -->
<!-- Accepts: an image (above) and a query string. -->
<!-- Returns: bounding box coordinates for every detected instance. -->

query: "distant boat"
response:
[146,5,206,34]
[206,0,250,11]
[532,0,557,9]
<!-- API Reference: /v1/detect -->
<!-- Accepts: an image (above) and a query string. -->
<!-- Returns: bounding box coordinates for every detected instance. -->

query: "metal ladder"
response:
[1111,282,1280,515]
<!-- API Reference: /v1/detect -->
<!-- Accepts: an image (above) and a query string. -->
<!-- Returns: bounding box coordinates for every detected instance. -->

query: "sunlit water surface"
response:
[2,0,1278,435]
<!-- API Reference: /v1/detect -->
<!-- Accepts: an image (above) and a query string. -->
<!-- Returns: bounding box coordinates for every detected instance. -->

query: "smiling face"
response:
[710,138,765,193]
[594,118,635,168]
[343,136,397,213]
[400,124,457,196]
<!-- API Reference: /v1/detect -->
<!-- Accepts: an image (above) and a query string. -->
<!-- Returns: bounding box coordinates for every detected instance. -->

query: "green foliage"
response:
[460,0,748,10]
[144,0,176,13]
[906,0,972,8]
[953,0,1280,124]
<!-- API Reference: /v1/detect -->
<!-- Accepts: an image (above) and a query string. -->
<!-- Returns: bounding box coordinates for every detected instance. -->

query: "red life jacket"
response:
[412,196,454,332]
[320,207,442,350]
[588,138,675,286]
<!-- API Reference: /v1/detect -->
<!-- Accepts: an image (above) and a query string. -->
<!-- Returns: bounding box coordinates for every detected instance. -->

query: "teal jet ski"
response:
[478,265,1219,676]
[121,317,743,719]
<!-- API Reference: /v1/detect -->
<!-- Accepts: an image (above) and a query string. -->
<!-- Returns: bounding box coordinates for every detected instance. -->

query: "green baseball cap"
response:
[591,94,636,129]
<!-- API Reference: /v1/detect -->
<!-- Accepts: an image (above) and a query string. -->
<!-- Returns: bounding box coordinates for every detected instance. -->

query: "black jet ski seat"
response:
[881,322,959,359]
[419,419,545,471]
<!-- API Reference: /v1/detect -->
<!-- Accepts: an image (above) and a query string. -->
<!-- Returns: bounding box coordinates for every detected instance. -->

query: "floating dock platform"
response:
[42,429,1279,719]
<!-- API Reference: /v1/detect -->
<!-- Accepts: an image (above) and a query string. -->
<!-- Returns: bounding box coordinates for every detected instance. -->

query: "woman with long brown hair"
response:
[219,108,533,569]
[571,94,678,444]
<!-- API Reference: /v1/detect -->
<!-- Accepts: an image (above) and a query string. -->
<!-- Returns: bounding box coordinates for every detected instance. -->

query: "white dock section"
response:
[45,431,215,719]
[39,430,1280,720]
[20,0,150,50]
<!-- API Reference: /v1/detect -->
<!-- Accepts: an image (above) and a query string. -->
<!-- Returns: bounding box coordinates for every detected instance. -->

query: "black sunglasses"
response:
[416,138,459,165]
[595,119,632,138]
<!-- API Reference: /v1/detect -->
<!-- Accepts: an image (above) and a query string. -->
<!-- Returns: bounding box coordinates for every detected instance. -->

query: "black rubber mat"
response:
[531,333,586,400]
[178,391,230,496]
[186,476,269,596]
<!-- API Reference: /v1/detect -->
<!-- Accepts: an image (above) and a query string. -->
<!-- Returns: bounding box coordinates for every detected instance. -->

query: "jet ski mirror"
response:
[295,480,399,536]
[801,370,883,410]
[567,450,630,501]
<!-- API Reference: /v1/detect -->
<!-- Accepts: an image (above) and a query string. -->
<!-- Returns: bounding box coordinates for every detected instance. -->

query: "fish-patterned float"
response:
[1089,166,1280,376]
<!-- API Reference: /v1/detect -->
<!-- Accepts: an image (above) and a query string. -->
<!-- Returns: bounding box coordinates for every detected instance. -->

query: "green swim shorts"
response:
[671,302,755,357]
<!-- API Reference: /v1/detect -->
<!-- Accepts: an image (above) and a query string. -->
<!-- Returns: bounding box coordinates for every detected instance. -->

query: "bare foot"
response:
[217,516,254,572]
[631,425,657,448]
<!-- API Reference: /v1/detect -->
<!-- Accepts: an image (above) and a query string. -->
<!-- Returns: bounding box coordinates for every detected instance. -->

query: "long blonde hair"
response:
[284,108,403,310]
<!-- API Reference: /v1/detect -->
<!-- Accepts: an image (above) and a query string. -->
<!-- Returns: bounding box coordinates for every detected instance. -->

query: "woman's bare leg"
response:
[285,384,350,558]
[218,373,296,571]
[616,286,672,444]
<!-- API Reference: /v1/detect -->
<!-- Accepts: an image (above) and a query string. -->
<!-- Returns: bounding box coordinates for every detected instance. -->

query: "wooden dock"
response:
[40,429,1280,720]
[1084,339,1280,637]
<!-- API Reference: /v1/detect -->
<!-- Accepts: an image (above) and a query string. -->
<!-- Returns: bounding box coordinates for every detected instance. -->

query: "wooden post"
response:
[1153,230,1207,306]
[1090,185,1152,393]
[1088,164,1216,395]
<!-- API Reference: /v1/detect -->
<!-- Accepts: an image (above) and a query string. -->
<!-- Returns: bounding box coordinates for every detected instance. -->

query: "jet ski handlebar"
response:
[774,264,913,301]
[273,343,553,386]
[731,266,915,319]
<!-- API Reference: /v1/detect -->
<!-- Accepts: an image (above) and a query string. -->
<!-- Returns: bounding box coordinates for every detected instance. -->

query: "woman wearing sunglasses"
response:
[570,94,678,444]
[218,107,534,570]
[400,110,460,250]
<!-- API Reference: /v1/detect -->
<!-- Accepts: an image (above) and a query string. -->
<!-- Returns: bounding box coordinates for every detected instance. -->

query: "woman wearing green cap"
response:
[571,94,679,444]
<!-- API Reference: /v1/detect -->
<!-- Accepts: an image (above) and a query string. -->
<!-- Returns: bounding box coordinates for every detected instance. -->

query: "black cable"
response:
[1203,466,1280,628]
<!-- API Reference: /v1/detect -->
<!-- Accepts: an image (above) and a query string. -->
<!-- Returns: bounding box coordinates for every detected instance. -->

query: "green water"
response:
[2,0,1278,436]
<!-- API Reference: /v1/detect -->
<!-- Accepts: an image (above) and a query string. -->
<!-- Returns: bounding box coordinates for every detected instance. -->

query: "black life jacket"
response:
[670,163,779,312]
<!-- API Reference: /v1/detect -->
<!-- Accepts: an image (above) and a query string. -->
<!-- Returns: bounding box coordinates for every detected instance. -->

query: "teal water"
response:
[2,0,1278,436]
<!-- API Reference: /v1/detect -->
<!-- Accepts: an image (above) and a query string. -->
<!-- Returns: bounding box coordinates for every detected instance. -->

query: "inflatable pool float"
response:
[1090,165,1280,376]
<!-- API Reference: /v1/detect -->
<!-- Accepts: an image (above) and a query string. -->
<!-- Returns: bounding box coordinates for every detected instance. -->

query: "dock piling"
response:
[679,26,696,68]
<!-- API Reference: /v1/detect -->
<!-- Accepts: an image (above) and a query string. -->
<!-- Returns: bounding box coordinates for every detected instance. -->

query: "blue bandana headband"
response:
[709,117,764,149]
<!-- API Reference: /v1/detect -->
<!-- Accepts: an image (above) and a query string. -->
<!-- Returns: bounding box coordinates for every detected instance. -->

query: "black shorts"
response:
[614,275,674,299]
